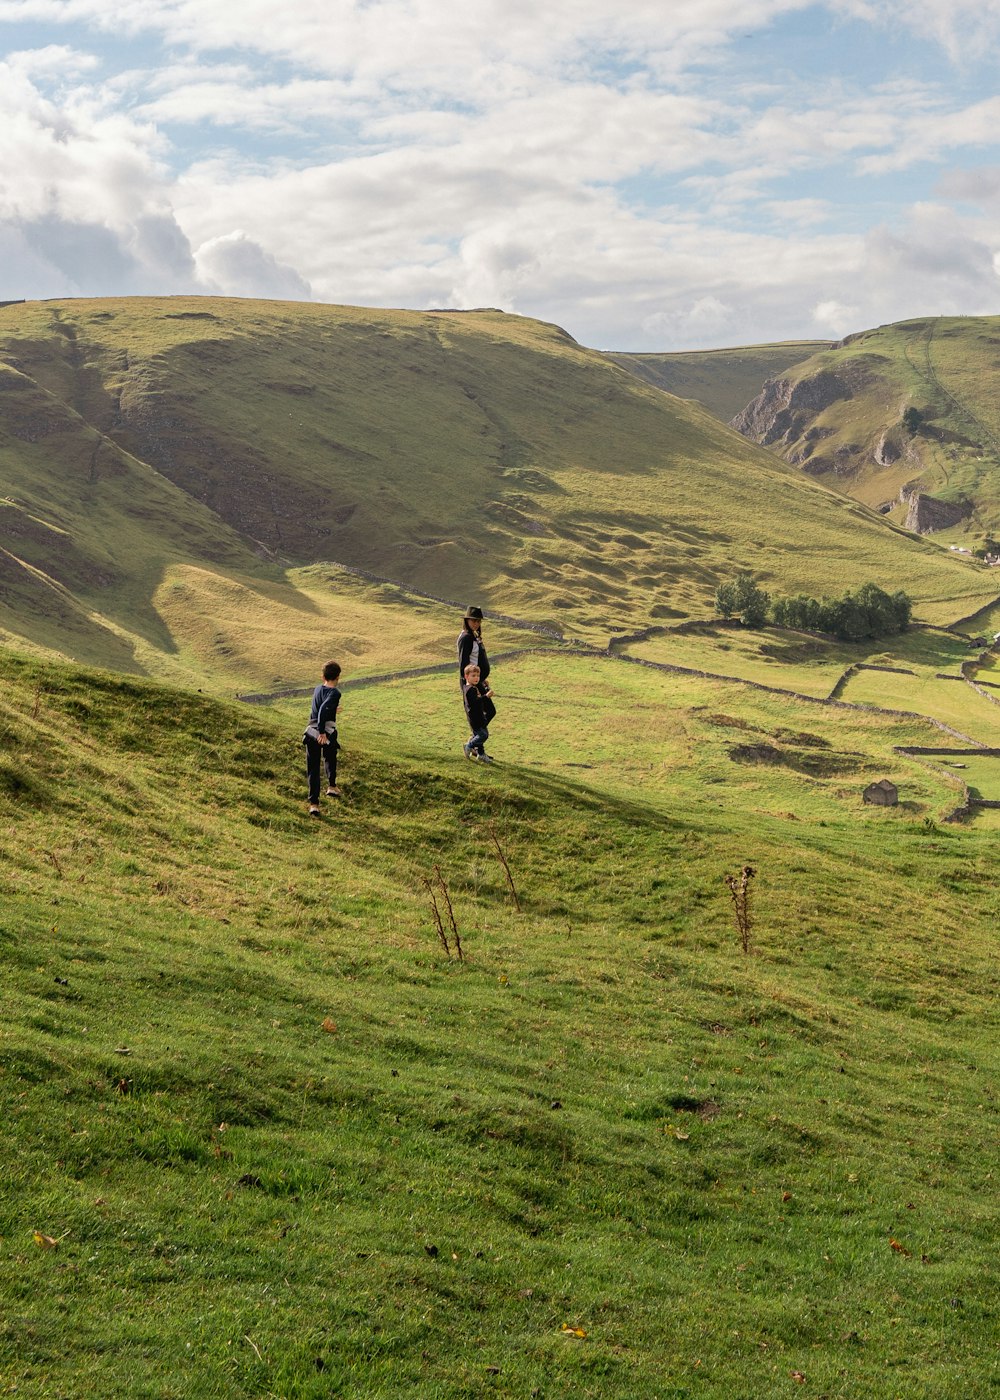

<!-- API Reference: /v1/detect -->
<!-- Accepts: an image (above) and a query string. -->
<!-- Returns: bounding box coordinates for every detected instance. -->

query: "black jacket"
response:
[463,681,496,731]
[457,627,490,688]
[303,683,340,741]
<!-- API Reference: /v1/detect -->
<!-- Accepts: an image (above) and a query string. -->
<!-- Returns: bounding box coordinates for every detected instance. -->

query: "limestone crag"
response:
[874,432,902,466]
[731,370,852,447]
[732,359,914,482]
[900,489,971,534]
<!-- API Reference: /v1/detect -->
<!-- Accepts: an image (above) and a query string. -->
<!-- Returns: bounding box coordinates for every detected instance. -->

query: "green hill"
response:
[605,340,831,422]
[1,643,997,1397]
[732,316,1000,545]
[0,299,994,691]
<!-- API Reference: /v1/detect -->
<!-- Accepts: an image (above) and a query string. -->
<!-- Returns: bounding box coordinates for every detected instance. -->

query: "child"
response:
[303,661,342,816]
[462,663,496,764]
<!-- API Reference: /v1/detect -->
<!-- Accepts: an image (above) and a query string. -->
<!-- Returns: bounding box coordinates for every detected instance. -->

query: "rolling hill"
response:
[0,298,995,690]
[604,339,831,422]
[731,316,1000,545]
[2,638,998,1398]
[3,295,1000,1397]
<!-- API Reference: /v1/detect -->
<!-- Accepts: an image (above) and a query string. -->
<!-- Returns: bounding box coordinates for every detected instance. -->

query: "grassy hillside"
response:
[604,341,831,423]
[2,644,998,1398]
[732,316,1000,545]
[0,299,995,687]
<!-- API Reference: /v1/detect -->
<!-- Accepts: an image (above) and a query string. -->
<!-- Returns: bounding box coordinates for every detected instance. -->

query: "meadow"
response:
[2,637,998,1399]
[2,298,1000,1397]
[0,299,995,683]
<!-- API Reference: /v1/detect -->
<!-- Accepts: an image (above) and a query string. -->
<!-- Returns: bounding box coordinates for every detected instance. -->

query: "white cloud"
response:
[813,299,858,335]
[0,0,998,344]
[194,230,312,299]
[862,206,1000,315]
[767,199,834,227]
[832,0,1000,59]
[4,42,96,78]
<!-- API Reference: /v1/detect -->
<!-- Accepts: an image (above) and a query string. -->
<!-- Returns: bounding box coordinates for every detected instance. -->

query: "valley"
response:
[1,298,998,1399]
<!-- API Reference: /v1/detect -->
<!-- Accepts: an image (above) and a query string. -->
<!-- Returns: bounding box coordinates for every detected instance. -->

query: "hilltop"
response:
[605,340,831,423]
[731,316,1000,545]
[0,298,994,692]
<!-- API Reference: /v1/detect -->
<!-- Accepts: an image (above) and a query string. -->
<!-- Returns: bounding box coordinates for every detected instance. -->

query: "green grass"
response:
[605,340,832,423]
[733,316,1000,543]
[3,645,998,1397]
[620,624,859,697]
[0,299,994,687]
[612,621,1000,754]
[341,652,966,823]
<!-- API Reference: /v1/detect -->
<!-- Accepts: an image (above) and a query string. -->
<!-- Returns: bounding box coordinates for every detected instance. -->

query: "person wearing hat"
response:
[457,606,496,760]
[457,605,491,691]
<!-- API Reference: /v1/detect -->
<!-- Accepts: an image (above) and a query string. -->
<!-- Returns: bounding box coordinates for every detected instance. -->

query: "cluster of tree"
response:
[714,572,770,627]
[715,573,912,641]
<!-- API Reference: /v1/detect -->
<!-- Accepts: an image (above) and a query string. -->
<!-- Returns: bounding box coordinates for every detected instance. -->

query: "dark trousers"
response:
[468,725,489,755]
[304,734,338,803]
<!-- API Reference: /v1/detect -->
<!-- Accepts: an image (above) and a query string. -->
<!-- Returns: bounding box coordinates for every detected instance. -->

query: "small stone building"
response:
[863,778,898,806]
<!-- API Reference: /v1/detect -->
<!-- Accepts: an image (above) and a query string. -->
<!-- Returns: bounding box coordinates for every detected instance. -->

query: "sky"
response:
[0,0,999,350]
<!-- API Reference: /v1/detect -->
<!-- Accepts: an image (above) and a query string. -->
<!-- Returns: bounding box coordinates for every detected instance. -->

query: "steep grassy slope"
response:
[2,646,998,1398]
[733,316,1000,543]
[0,348,263,671]
[605,340,830,422]
[0,299,994,679]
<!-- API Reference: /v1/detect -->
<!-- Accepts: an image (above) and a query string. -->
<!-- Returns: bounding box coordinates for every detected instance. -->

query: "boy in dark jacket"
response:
[303,661,342,816]
[462,663,496,763]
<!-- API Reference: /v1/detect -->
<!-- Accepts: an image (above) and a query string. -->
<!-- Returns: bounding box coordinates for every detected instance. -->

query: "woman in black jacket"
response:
[457,606,495,757]
[456,605,490,690]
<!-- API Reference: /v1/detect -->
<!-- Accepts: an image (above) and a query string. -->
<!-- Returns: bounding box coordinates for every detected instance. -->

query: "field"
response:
[0,299,996,685]
[3,638,999,1398]
[3,299,1000,1397]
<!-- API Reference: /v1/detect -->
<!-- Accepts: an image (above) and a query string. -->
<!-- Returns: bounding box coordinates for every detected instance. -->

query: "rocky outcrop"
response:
[731,370,852,447]
[874,431,901,466]
[900,490,971,534]
[732,359,914,484]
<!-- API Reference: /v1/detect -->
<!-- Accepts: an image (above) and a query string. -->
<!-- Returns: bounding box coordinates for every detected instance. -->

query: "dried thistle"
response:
[485,821,521,911]
[422,876,451,957]
[434,865,463,961]
[724,865,757,954]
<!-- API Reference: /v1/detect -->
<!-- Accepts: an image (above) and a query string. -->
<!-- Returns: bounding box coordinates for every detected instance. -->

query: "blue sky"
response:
[0,0,998,349]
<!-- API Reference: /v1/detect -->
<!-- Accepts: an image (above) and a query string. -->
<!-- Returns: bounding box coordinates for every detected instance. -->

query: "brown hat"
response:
[464,605,484,620]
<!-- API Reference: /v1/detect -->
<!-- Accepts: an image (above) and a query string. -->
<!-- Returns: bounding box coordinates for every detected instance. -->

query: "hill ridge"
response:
[0,296,996,687]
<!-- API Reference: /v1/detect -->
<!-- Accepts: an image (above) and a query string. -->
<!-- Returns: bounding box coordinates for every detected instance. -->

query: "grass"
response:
[2,298,1000,1397]
[150,562,544,695]
[0,298,995,684]
[733,316,1000,543]
[335,651,972,824]
[604,340,832,423]
[619,625,859,698]
[3,646,997,1397]
[611,621,1000,754]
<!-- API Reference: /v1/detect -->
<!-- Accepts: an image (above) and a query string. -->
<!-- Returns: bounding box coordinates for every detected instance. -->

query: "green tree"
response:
[715,572,770,627]
[770,582,911,640]
[714,580,737,618]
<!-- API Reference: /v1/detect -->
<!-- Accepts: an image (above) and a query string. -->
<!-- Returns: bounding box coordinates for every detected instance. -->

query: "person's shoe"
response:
[326,786,342,797]
[478,753,495,764]
[308,804,321,817]
[463,741,477,760]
